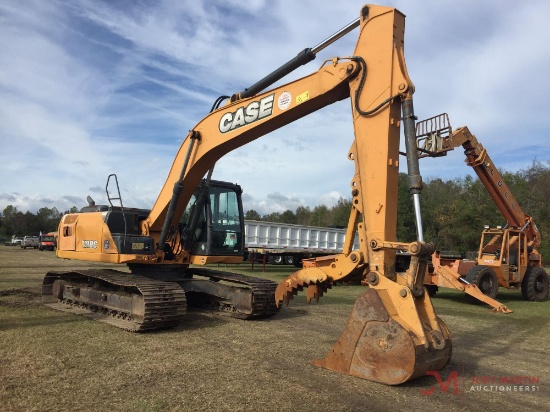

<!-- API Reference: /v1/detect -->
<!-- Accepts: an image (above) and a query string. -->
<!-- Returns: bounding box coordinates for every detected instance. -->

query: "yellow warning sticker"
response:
[296,91,310,105]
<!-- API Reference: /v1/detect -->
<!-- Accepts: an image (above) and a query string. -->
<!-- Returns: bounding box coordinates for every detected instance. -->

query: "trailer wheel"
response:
[284,255,294,265]
[465,266,499,299]
[272,255,284,265]
[521,267,549,302]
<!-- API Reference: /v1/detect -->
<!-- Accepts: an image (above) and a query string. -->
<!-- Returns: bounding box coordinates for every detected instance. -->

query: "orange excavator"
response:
[43,5,452,385]
[416,114,548,310]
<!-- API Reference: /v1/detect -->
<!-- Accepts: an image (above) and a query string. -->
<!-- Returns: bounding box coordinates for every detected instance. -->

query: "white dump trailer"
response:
[244,220,359,266]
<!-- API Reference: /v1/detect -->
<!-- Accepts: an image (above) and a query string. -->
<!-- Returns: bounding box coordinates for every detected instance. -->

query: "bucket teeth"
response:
[306,283,331,303]
[275,268,329,307]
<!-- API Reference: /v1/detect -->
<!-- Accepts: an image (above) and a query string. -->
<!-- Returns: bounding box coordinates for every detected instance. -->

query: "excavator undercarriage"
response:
[43,267,278,332]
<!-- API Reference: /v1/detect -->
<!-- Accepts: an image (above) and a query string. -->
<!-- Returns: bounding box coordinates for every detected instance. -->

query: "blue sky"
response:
[1,0,549,215]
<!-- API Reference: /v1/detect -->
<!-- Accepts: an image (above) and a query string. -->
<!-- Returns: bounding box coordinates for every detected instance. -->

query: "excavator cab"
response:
[180,180,245,258]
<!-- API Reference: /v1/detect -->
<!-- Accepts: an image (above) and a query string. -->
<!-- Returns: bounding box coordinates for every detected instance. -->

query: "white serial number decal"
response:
[82,240,98,249]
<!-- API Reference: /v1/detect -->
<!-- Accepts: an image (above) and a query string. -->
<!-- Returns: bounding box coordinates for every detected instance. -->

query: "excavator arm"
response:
[272,6,452,384]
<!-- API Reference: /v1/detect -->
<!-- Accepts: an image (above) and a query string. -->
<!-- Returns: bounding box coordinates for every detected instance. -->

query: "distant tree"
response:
[0,205,62,236]
[252,162,550,257]
[0,205,21,236]
[64,206,79,215]
[280,210,297,224]
[330,197,352,227]
[295,206,311,225]
[245,210,261,220]
[22,211,38,234]
[310,205,330,227]
[263,212,282,222]
[517,160,550,257]
[36,207,62,233]
[441,179,487,252]
[421,177,466,249]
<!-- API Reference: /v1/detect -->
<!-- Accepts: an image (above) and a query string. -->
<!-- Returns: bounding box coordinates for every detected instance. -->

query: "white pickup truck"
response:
[21,236,39,249]
[4,236,23,246]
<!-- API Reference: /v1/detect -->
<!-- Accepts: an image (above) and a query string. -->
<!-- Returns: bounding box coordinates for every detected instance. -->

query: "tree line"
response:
[246,161,550,257]
[0,206,78,238]
[2,160,549,256]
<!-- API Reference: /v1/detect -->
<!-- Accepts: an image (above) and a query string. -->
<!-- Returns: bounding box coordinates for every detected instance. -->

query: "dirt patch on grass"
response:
[0,247,549,411]
[0,287,41,308]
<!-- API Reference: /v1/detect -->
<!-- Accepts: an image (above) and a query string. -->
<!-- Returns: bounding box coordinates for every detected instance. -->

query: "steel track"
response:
[42,267,279,331]
[43,269,187,332]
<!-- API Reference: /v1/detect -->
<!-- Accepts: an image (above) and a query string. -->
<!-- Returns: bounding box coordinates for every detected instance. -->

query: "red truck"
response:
[38,233,56,251]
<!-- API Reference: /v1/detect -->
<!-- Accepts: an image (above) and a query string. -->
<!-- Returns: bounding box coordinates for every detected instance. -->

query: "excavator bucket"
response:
[312,288,452,385]
[275,265,453,385]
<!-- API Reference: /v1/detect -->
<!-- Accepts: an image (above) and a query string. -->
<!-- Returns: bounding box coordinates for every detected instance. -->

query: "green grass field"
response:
[1,246,549,412]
